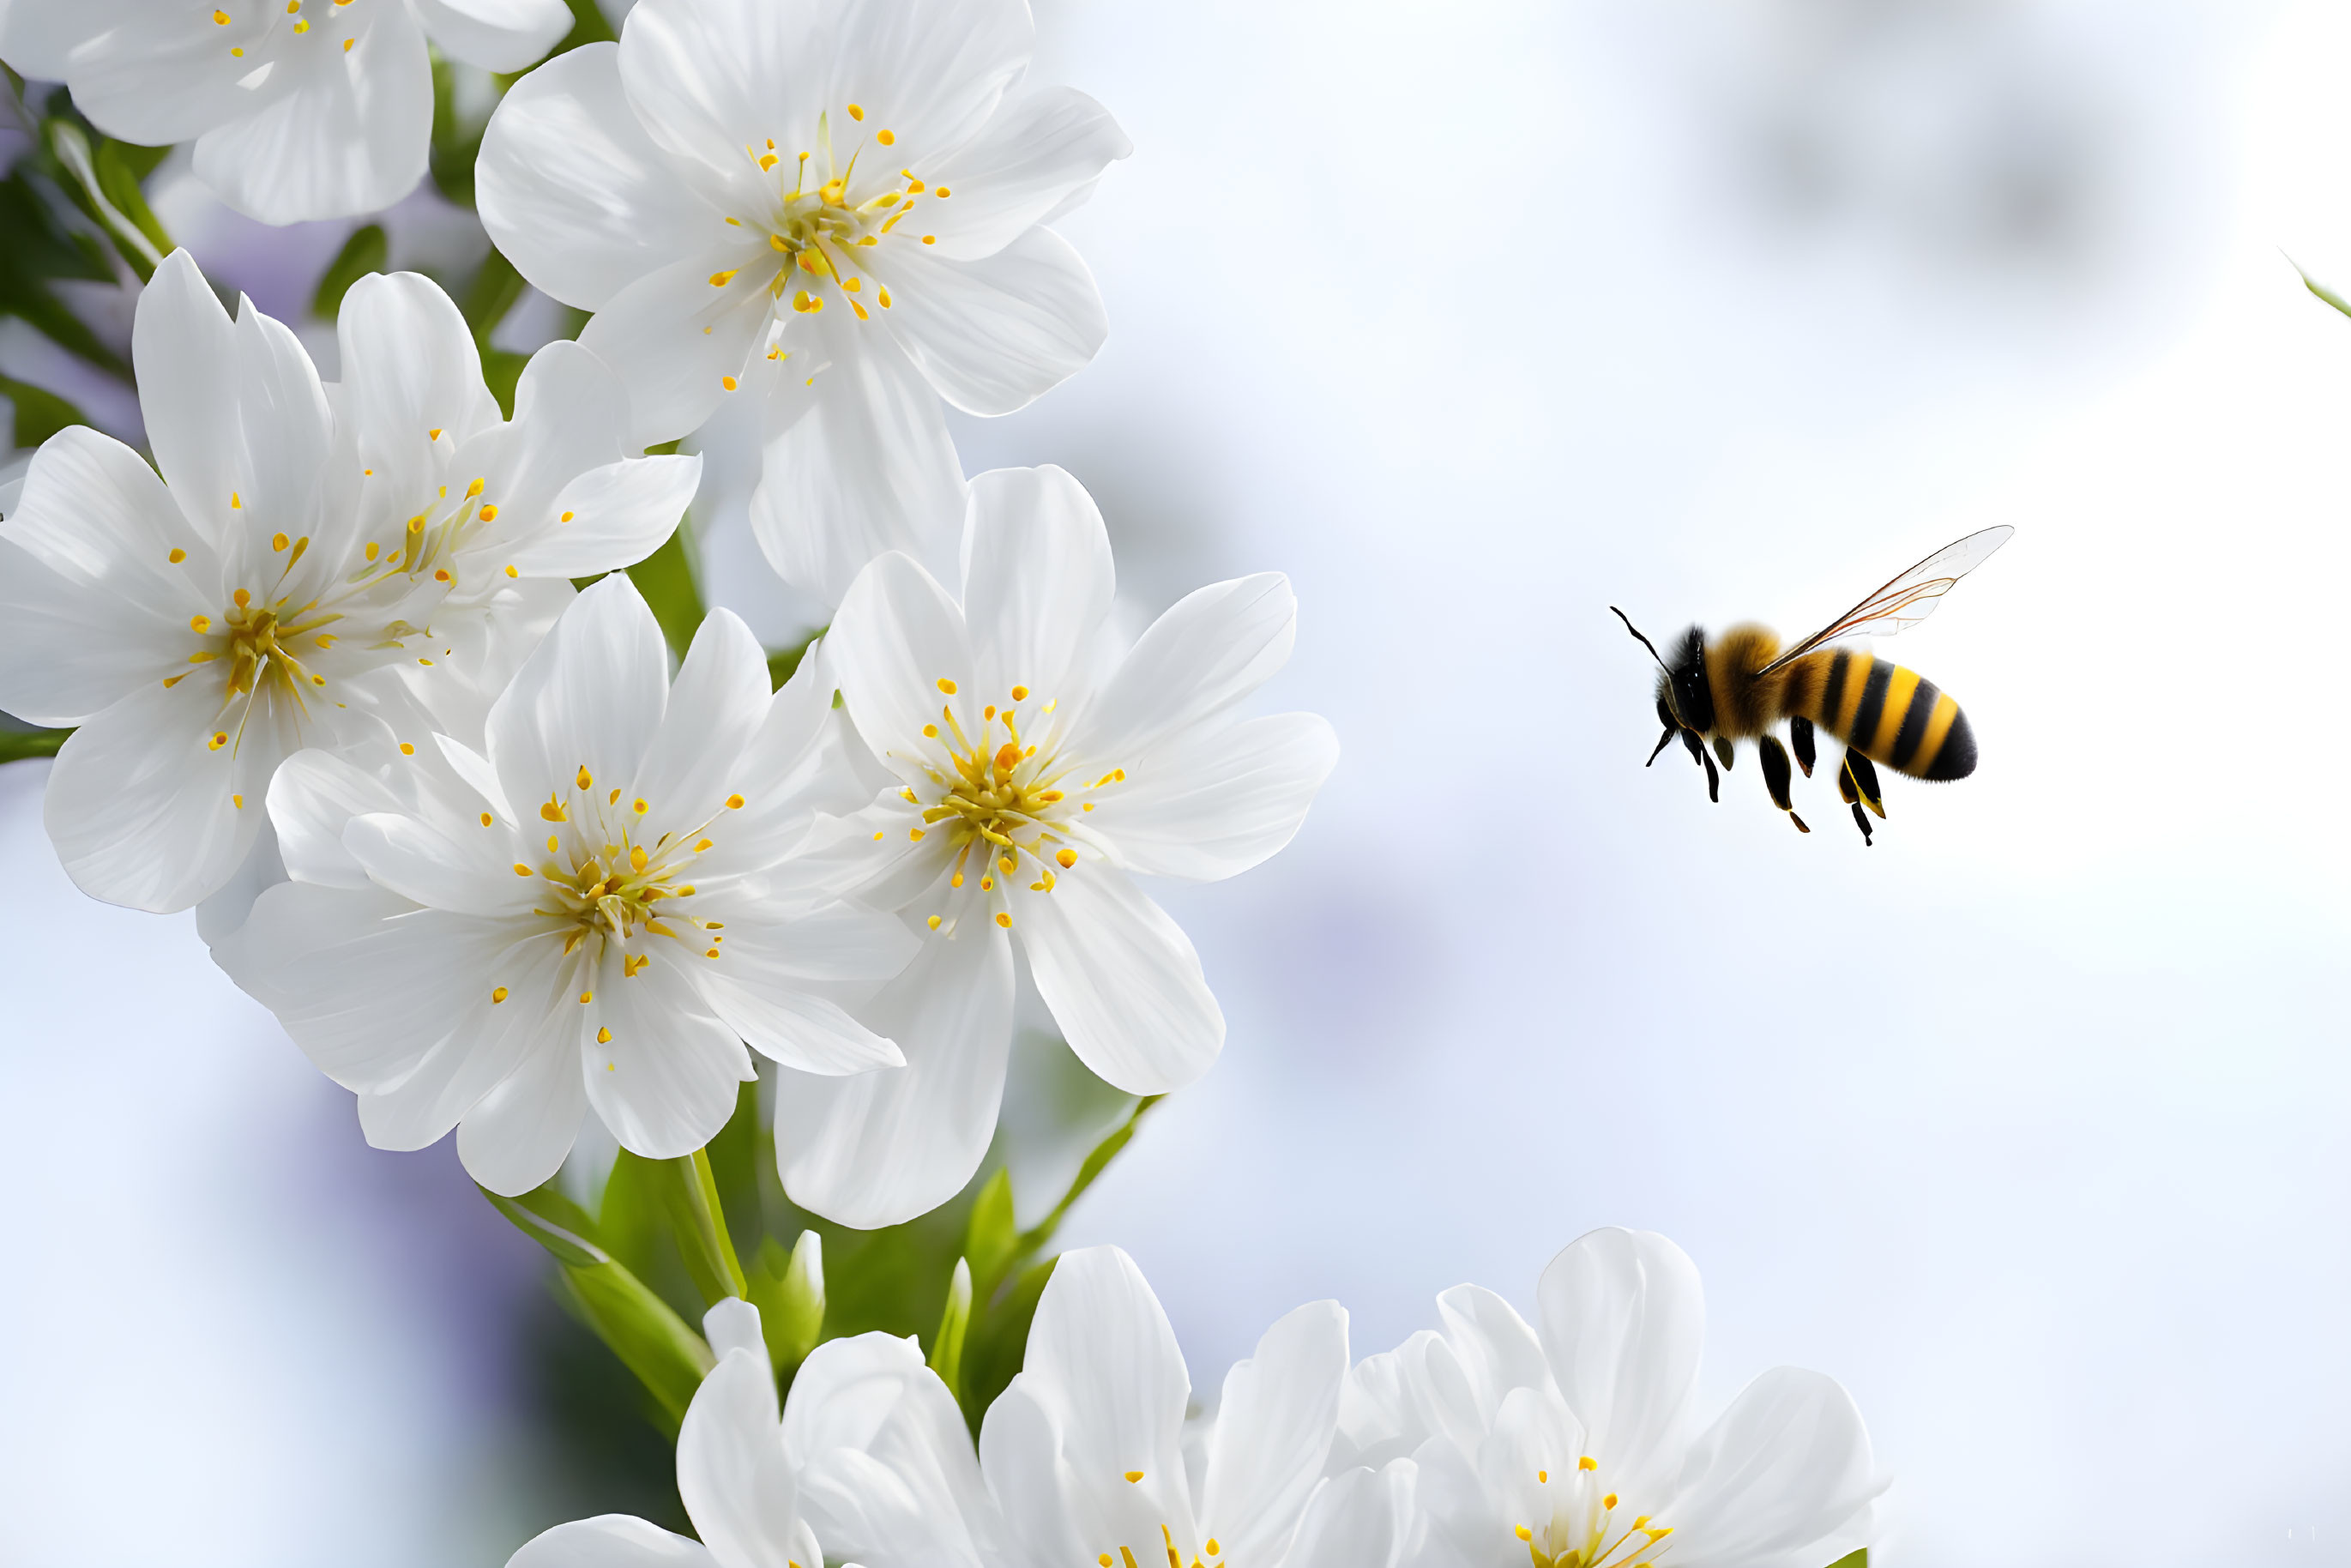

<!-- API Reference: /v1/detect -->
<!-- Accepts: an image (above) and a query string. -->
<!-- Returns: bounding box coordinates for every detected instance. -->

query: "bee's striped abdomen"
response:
[1788,648,1976,781]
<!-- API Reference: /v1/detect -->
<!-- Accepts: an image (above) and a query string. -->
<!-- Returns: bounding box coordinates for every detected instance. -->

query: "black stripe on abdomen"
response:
[1818,650,1851,725]
[1890,675,1943,770]
[1849,659,1893,752]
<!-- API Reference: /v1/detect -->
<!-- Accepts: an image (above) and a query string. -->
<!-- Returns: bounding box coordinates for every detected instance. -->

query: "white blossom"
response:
[1334,1228,1883,1568]
[0,0,573,224]
[775,466,1338,1227]
[0,250,697,913]
[475,0,1130,606]
[216,574,916,1195]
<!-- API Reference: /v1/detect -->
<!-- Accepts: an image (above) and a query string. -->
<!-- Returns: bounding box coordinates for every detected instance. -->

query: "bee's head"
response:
[1615,606,1715,737]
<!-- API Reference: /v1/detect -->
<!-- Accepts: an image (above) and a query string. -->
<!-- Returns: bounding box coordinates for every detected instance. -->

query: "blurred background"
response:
[6,0,2351,1562]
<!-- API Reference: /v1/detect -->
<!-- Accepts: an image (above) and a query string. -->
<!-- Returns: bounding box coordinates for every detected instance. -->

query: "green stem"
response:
[660,1148,749,1307]
[1017,1094,1164,1259]
[0,727,69,763]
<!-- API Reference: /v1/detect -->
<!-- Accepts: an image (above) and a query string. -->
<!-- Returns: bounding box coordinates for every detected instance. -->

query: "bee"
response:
[1612,526,2013,845]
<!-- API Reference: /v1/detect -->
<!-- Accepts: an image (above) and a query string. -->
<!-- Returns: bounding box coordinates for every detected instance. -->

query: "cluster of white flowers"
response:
[515,1231,1880,1568]
[0,0,1886,1559]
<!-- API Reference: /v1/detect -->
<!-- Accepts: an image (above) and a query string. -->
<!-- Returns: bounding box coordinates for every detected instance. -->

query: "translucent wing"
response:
[1757,525,2014,676]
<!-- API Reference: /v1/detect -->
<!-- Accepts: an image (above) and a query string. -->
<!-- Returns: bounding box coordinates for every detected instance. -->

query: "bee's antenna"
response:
[1610,606,1667,669]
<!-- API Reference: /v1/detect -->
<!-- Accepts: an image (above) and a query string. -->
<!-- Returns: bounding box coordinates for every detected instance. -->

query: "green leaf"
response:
[658,1149,750,1309]
[2293,255,2351,323]
[484,1181,715,1429]
[427,57,485,208]
[0,726,70,763]
[600,1149,672,1288]
[1017,1094,1164,1258]
[0,376,85,449]
[45,120,161,280]
[461,247,527,343]
[962,1167,1018,1300]
[1823,1553,1867,1568]
[929,1257,973,1399]
[479,347,528,420]
[746,1230,825,1378]
[311,224,388,321]
[767,626,827,691]
[623,522,707,656]
[90,136,172,260]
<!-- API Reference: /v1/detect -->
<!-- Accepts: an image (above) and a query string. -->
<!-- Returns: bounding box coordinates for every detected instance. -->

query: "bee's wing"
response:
[1756,525,2014,676]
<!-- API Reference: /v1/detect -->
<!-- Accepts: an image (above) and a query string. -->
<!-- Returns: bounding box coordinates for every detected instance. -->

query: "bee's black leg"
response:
[1849,802,1874,846]
[1680,728,1705,769]
[1844,749,1886,819]
[1711,736,1735,771]
[1789,715,1817,776]
[1702,748,1720,804]
[1757,735,1810,834]
[1645,726,1677,766]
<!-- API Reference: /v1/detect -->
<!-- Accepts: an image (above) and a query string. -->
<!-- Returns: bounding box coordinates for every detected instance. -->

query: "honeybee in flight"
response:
[1612,526,2013,845]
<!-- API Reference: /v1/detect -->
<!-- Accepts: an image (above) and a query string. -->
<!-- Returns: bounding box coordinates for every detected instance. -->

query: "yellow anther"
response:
[1124,1471,1144,1484]
[231,492,242,508]
[1516,1527,1534,1542]
[923,234,936,244]
[208,732,226,750]
[214,8,230,20]
[505,564,518,578]
[722,376,738,391]
[315,634,335,648]
[232,588,250,607]
[577,766,594,790]
[847,103,864,119]
[478,812,493,827]
[190,614,211,633]
[434,569,452,583]
[631,798,648,815]
[1538,1470,1548,1483]
[705,946,720,958]
[342,36,352,49]
[630,845,648,873]
[759,153,779,170]
[399,742,415,755]
[232,793,244,808]
[710,270,738,286]
[609,786,621,805]
[271,532,288,551]
[927,914,942,929]
[726,793,745,810]
[597,1027,612,1043]
[937,677,958,694]
[464,477,485,498]
[873,830,885,841]
[1056,848,1077,868]
[407,515,425,533]
[365,541,380,560]
[877,286,892,308]
[770,233,790,252]
[479,503,497,521]
[491,986,509,1003]
[560,510,575,522]
[843,276,861,292]
[169,547,187,563]
[1204,1542,1220,1558]
[1010,684,1029,701]
[513,863,532,876]
[910,827,925,841]
[1603,1493,1619,1510]
[1578,1456,1598,1472]
[923,723,938,738]
[292,19,307,33]
[695,839,713,852]
[428,427,442,439]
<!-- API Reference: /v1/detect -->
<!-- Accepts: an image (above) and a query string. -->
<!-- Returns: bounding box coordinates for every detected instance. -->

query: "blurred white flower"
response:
[787,1245,1362,1568]
[0,0,573,224]
[1335,1228,1882,1568]
[777,465,1338,1227]
[0,250,696,914]
[509,1297,828,1568]
[215,574,916,1195]
[475,0,1130,606]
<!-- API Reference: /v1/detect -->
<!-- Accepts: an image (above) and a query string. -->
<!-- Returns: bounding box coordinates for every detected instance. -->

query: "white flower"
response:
[775,465,1339,1227]
[214,574,917,1195]
[0,0,573,224]
[785,1245,1360,1568]
[475,0,1130,606]
[0,250,697,913]
[509,1297,827,1568]
[1335,1228,1883,1568]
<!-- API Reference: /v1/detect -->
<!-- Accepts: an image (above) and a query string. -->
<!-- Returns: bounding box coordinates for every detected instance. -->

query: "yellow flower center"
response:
[520,772,740,962]
[1515,1459,1673,1568]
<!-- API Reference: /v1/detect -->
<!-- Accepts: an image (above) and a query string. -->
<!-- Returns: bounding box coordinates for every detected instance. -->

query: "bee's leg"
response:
[1836,750,1878,846]
[1844,749,1886,819]
[1646,697,1678,767]
[1757,735,1810,834]
[1702,746,1721,803]
[1711,735,1735,771]
[1789,715,1817,776]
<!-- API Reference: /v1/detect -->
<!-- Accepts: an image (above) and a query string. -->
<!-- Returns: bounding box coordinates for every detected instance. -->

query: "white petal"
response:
[587,951,754,1159]
[194,817,286,948]
[703,1297,767,1365]
[615,0,829,198]
[435,733,519,824]
[921,87,1130,261]
[748,324,968,610]
[783,1331,1003,1568]
[0,1,92,80]
[775,921,1010,1228]
[478,41,723,311]
[1434,1283,1556,1420]
[874,226,1106,417]
[501,453,701,579]
[697,907,913,1075]
[0,476,196,726]
[268,747,401,889]
[824,0,1033,155]
[828,550,980,768]
[133,250,251,546]
[43,678,256,912]
[1661,1367,1880,1568]
[413,0,570,72]
[677,1347,805,1568]
[458,338,634,533]
[1197,1299,1350,1565]
[339,271,500,510]
[487,573,672,814]
[1534,1228,1704,1503]
[1011,862,1221,1095]
[980,1246,1197,1560]
[458,1010,590,1196]
[342,810,536,917]
[578,251,774,448]
[1069,574,1298,764]
[356,928,570,1151]
[959,465,1113,709]
[625,606,770,822]
[30,2,261,145]
[506,1516,718,1568]
[1098,713,1337,883]
[1283,1462,1421,1568]
[190,10,434,223]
